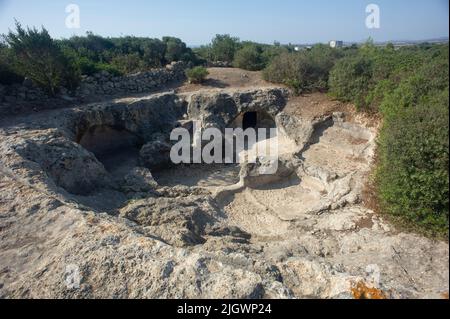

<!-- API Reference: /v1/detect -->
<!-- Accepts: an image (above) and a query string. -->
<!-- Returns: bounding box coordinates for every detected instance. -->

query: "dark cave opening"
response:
[77,125,144,175]
[242,112,258,130]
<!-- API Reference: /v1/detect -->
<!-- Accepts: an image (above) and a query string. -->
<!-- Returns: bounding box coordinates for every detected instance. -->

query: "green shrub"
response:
[62,32,114,63]
[186,66,209,84]
[0,45,23,85]
[59,33,197,75]
[111,53,144,74]
[75,56,99,76]
[376,90,449,236]
[163,36,187,63]
[263,52,294,83]
[4,22,80,95]
[263,53,310,94]
[0,61,23,85]
[283,78,303,95]
[260,45,290,65]
[211,34,240,63]
[263,46,339,94]
[194,45,214,62]
[95,63,123,76]
[194,36,289,68]
[328,55,373,109]
[233,45,265,71]
[364,79,393,109]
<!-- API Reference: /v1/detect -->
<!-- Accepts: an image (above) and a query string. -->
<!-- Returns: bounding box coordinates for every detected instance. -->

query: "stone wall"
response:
[0,80,53,115]
[207,61,233,68]
[0,61,186,117]
[75,61,186,98]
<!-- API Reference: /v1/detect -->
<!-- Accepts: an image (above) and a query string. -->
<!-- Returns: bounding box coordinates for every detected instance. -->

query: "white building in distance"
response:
[329,40,344,48]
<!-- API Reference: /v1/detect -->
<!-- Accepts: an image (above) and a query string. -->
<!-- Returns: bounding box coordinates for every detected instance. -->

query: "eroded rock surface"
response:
[0,88,448,299]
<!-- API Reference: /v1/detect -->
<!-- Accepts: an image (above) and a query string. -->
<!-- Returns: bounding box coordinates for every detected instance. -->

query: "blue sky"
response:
[0,0,448,45]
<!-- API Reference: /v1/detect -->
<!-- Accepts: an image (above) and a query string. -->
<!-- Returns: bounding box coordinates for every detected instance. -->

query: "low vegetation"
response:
[194,34,290,71]
[186,66,209,84]
[233,44,266,71]
[377,91,449,236]
[263,45,345,94]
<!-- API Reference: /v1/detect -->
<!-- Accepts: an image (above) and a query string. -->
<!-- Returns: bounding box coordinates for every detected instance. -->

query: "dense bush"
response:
[328,55,373,109]
[195,36,290,70]
[59,33,198,76]
[59,32,115,64]
[4,22,80,94]
[110,53,143,74]
[210,34,240,63]
[161,36,200,65]
[377,90,449,235]
[194,45,214,63]
[263,52,303,93]
[263,45,342,94]
[94,63,123,76]
[0,44,23,85]
[233,45,265,71]
[186,66,209,84]
[328,42,448,112]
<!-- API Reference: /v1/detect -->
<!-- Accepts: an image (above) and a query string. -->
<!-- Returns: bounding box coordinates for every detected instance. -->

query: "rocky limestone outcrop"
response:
[186,88,289,130]
[0,87,448,299]
[121,167,158,194]
[139,135,173,170]
[0,92,187,196]
[2,129,112,196]
[120,189,224,247]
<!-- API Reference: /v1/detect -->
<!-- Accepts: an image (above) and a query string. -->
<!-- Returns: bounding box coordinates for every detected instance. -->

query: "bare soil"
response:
[284,93,353,120]
[177,67,280,93]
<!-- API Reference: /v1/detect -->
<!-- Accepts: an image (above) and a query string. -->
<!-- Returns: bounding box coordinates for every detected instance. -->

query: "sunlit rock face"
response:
[0,86,448,299]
